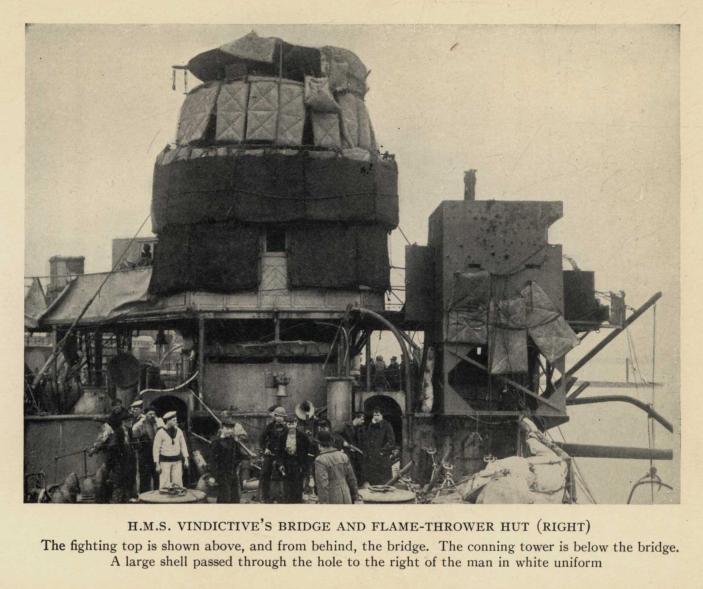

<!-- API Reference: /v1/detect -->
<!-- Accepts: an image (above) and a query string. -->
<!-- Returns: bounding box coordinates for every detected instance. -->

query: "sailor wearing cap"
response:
[209,412,247,503]
[152,411,189,488]
[131,401,161,492]
[258,406,288,502]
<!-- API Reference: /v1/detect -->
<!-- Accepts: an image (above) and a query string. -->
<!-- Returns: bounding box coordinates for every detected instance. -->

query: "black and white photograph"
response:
[23,24,679,506]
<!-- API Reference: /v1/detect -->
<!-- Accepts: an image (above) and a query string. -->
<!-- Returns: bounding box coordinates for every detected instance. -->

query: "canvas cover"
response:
[304,76,339,112]
[219,31,277,64]
[277,82,305,145]
[246,79,278,142]
[521,281,579,362]
[338,93,376,151]
[320,46,368,96]
[215,80,249,142]
[311,112,341,148]
[151,150,399,231]
[176,83,220,144]
[149,223,260,296]
[445,271,490,344]
[287,224,390,291]
[488,298,528,374]
[188,35,363,89]
[338,93,359,149]
[39,268,152,326]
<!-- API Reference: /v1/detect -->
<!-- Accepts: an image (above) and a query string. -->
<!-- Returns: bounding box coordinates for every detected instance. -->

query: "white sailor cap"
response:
[163,410,178,421]
[130,400,144,409]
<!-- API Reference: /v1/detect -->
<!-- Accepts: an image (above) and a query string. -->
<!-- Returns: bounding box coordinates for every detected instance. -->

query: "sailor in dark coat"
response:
[316,418,345,451]
[363,408,396,485]
[209,413,247,503]
[271,416,314,503]
[259,405,286,503]
[89,409,135,503]
[130,401,161,493]
[340,412,366,484]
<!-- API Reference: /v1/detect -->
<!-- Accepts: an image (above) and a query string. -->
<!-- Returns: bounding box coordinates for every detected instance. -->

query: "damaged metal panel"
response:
[404,245,435,323]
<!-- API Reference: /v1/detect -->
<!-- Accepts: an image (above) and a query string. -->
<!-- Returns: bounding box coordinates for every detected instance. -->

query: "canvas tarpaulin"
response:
[246,78,279,142]
[149,222,260,296]
[188,33,355,85]
[151,150,399,231]
[176,83,220,144]
[311,112,342,148]
[320,46,368,96]
[488,298,528,374]
[521,281,579,362]
[179,78,306,147]
[445,271,490,344]
[219,31,278,64]
[304,76,339,112]
[287,224,389,291]
[338,93,376,151]
[215,80,249,142]
[277,82,305,145]
[39,268,152,326]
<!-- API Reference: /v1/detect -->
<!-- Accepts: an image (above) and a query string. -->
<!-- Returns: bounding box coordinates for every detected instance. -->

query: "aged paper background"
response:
[3,1,703,587]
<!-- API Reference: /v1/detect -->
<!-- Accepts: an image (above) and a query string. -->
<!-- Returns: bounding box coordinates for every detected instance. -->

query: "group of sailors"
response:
[88,399,190,502]
[87,397,398,504]
[242,403,398,504]
[360,355,403,391]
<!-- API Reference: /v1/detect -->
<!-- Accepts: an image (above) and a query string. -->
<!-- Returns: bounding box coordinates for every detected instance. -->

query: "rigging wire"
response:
[649,303,658,503]
[553,427,597,504]
[397,225,412,246]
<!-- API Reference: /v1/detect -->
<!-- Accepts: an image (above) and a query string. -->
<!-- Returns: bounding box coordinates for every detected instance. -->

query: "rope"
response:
[553,427,597,504]
[649,303,658,503]
[397,225,412,246]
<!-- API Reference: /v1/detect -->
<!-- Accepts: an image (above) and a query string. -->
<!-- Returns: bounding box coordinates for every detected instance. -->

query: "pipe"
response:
[356,307,413,416]
[567,395,673,432]
[556,442,673,461]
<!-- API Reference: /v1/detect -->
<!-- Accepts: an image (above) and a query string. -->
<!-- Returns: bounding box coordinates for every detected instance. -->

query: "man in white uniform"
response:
[152,410,189,488]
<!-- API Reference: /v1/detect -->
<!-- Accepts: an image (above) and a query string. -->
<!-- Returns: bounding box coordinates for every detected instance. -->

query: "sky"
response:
[25,24,680,503]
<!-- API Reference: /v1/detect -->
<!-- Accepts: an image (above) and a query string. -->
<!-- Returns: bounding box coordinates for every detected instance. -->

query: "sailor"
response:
[259,406,287,503]
[209,412,247,503]
[314,430,359,504]
[88,408,134,503]
[386,356,401,390]
[373,355,387,391]
[277,416,314,503]
[363,407,396,485]
[316,418,345,450]
[340,412,366,484]
[137,243,153,267]
[131,401,161,492]
[152,411,189,488]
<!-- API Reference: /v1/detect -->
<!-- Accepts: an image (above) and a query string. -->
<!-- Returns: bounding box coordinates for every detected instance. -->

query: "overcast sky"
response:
[25,24,679,502]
